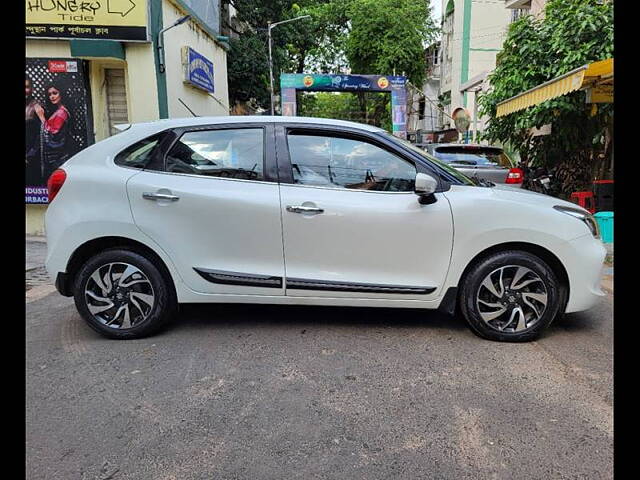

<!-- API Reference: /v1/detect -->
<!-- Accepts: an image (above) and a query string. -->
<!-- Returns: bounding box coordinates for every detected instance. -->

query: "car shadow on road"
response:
[169,303,470,335]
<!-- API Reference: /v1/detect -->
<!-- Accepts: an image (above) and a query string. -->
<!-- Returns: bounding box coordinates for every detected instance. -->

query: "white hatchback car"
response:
[45,116,606,342]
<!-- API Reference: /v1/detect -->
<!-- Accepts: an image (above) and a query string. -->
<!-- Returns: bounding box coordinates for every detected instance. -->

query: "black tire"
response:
[459,250,564,342]
[73,248,178,339]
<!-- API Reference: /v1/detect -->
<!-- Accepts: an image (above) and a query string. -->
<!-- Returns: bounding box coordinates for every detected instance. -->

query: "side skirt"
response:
[286,277,436,295]
[194,268,283,288]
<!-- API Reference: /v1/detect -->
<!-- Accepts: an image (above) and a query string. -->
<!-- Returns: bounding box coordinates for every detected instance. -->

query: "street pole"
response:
[157,15,191,74]
[268,22,274,116]
[473,91,478,143]
[267,15,311,116]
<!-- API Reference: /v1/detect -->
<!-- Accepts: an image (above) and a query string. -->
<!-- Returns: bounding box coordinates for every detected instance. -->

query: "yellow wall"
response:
[163,0,229,118]
[124,43,160,122]
[26,39,70,57]
[25,2,230,235]
[26,205,47,236]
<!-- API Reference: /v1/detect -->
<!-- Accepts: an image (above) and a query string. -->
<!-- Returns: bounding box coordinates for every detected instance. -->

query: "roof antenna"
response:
[178,98,199,117]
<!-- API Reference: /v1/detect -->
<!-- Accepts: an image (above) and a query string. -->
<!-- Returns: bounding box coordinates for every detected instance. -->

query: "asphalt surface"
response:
[26,278,613,479]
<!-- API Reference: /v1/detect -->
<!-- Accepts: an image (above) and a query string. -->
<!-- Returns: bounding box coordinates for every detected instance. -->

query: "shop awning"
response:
[496,58,613,117]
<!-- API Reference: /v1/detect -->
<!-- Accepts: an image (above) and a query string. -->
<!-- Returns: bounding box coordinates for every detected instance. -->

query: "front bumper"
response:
[561,234,607,313]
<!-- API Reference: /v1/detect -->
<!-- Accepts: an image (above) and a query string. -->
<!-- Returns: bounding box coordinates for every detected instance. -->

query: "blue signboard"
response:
[182,46,215,94]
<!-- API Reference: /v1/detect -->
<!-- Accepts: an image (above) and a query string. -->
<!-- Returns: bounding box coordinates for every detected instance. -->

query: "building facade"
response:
[505,0,547,19]
[438,0,511,136]
[26,0,230,235]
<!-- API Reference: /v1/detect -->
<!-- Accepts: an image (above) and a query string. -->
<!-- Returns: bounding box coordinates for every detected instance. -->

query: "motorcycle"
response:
[524,165,558,196]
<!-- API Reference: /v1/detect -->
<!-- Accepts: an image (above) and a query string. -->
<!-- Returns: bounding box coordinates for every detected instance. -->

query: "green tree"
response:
[478,0,613,197]
[226,0,349,111]
[227,0,437,121]
[345,0,435,87]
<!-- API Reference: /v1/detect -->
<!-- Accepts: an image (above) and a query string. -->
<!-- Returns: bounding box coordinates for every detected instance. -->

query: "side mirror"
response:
[414,172,438,205]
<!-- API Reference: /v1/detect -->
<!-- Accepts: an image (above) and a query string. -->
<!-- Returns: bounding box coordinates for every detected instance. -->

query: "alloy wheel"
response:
[476,265,548,333]
[84,262,155,329]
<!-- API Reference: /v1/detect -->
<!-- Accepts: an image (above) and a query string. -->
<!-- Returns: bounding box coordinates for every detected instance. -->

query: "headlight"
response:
[553,205,600,238]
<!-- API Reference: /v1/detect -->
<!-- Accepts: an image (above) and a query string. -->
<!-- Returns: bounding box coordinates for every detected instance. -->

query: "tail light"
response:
[505,167,524,184]
[47,169,67,203]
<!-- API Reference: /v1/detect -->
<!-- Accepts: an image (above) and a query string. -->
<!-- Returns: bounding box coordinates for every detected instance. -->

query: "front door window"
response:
[287,133,416,192]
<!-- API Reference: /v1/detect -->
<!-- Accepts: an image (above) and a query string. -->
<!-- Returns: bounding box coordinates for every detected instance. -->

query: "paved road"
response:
[26,282,613,479]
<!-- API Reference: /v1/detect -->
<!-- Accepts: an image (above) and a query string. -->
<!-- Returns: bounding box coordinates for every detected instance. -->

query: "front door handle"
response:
[143,192,180,202]
[286,205,324,214]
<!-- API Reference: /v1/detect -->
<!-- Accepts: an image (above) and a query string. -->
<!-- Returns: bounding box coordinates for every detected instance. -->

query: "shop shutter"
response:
[105,68,129,136]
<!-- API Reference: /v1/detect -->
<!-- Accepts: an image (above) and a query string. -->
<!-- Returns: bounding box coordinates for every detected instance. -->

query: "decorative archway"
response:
[280,73,408,139]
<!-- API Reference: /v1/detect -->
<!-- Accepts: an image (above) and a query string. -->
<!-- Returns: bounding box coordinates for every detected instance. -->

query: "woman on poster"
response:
[34,82,75,181]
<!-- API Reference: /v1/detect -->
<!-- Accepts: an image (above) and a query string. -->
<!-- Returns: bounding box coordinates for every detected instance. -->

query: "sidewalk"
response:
[26,235,47,271]
[26,236,52,294]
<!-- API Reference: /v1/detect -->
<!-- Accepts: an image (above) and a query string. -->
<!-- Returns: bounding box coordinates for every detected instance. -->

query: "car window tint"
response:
[166,128,264,181]
[287,134,416,192]
[114,134,162,169]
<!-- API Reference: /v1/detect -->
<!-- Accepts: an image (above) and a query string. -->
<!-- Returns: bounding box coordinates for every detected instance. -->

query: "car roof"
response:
[118,116,387,134]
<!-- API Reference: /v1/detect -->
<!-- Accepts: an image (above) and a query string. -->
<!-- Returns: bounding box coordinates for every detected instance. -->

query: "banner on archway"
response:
[280,74,408,138]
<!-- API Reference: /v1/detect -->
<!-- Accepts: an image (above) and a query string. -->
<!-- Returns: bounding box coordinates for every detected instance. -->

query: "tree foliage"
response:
[226,0,437,120]
[478,0,614,195]
[226,0,349,110]
[298,92,392,130]
[345,0,436,87]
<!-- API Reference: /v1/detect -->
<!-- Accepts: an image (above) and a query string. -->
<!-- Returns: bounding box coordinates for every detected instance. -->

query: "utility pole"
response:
[268,15,311,116]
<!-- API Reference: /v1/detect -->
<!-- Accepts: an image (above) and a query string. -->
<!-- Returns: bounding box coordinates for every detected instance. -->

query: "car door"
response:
[276,125,454,301]
[126,123,286,296]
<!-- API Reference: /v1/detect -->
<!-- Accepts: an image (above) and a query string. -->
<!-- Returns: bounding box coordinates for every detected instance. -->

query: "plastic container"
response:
[594,211,613,243]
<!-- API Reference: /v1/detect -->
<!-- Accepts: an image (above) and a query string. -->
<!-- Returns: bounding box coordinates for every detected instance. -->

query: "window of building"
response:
[105,68,129,137]
[287,133,416,192]
[166,128,264,181]
[511,8,529,22]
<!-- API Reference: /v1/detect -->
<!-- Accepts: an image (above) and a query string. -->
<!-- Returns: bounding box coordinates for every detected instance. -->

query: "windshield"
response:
[378,132,476,186]
[434,146,512,168]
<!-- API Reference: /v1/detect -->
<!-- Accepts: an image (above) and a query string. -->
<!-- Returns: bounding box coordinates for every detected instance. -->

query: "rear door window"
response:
[165,128,264,181]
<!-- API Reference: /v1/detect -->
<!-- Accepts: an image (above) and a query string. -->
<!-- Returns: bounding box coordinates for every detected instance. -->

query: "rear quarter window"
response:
[114,134,163,169]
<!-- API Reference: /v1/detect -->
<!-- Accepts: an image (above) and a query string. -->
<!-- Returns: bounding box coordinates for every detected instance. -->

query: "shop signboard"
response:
[182,47,215,94]
[26,58,94,204]
[26,0,149,42]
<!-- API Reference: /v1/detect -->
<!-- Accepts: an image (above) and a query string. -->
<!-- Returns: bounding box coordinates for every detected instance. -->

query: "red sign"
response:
[48,60,67,73]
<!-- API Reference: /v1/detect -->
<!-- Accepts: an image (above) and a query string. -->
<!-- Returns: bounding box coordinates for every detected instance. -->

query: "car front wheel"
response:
[459,250,565,342]
[73,248,177,339]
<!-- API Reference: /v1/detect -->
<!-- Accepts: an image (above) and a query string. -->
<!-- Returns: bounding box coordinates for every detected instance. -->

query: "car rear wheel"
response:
[73,248,177,339]
[459,250,564,342]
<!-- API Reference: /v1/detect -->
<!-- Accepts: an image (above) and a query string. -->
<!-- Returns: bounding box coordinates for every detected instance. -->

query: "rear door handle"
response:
[286,205,324,214]
[143,192,180,202]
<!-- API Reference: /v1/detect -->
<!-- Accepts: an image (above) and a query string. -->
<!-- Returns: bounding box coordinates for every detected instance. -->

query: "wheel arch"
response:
[61,236,177,300]
[450,241,570,314]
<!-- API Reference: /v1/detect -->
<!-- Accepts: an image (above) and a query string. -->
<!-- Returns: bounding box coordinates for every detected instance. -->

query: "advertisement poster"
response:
[26,58,93,204]
[26,0,149,42]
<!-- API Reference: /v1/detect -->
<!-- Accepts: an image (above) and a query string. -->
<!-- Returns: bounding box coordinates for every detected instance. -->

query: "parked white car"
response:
[45,116,606,342]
